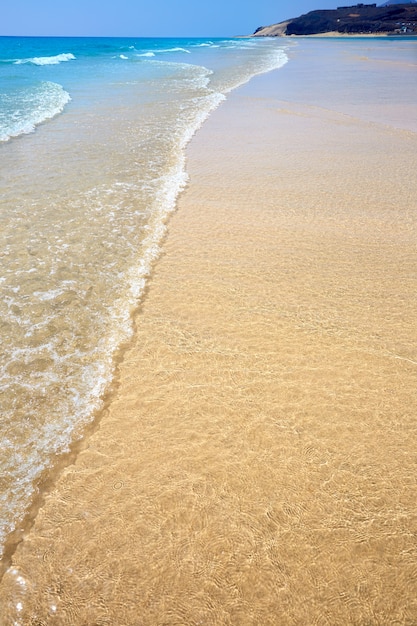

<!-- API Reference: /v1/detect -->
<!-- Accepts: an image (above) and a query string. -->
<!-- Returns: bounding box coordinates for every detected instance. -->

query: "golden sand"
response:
[1,68,417,625]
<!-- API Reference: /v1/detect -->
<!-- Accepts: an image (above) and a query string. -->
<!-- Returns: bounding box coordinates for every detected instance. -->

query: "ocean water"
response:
[0,36,289,562]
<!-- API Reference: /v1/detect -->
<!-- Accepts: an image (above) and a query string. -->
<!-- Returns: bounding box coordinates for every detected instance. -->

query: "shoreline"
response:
[0,45,289,580]
[0,37,288,574]
[1,41,417,624]
[252,32,417,37]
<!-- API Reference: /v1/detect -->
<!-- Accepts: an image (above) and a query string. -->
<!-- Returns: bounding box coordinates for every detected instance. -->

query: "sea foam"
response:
[158,47,191,54]
[0,81,71,142]
[14,52,76,66]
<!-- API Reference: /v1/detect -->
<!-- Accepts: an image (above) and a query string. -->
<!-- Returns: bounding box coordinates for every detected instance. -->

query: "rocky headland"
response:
[253,3,417,36]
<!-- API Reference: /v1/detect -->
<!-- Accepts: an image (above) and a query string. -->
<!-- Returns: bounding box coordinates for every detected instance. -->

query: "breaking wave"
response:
[14,52,76,66]
[0,81,71,142]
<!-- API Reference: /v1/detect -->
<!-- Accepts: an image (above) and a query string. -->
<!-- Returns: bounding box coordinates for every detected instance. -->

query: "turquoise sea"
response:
[0,35,290,563]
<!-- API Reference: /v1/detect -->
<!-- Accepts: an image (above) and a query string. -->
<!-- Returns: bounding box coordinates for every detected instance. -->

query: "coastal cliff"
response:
[253,3,417,36]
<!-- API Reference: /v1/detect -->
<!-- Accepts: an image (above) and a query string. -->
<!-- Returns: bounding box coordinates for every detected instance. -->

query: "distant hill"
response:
[379,0,416,5]
[253,3,417,36]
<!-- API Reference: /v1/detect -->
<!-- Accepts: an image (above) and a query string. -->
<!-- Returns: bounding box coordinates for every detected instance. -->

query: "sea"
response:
[0,35,291,563]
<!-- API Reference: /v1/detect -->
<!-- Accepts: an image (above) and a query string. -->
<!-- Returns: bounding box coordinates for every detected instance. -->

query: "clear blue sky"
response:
[2,0,343,37]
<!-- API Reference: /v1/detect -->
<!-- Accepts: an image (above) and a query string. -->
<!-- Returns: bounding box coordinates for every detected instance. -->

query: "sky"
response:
[2,0,344,37]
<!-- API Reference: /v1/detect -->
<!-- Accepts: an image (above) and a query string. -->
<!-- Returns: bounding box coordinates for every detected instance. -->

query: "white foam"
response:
[0,81,71,142]
[33,287,66,301]
[119,54,128,60]
[137,52,155,57]
[220,47,289,95]
[14,52,76,66]
[158,47,191,54]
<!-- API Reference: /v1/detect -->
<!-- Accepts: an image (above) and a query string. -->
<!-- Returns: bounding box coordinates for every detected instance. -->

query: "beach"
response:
[1,39,417,624]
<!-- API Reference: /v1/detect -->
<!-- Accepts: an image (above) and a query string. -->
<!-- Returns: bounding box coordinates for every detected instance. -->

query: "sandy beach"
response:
[1,42,417,625]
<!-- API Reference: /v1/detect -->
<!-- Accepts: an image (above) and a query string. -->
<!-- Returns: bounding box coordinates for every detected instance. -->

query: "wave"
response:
[192,42,219,48]
[158,47,191,54]
[0,81,71,142]
[14,52,76,66]
[136,47,191,58]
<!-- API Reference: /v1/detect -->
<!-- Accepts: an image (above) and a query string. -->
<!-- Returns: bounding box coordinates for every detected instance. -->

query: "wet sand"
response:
[1,48,417,625]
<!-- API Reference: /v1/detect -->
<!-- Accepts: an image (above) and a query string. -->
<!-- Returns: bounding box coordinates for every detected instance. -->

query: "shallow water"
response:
[0,35,289,561]
[0,36,416,625]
